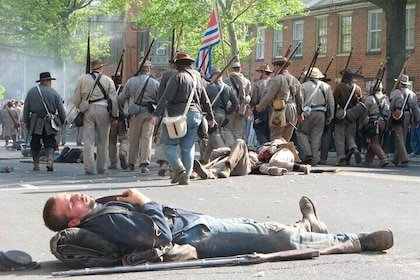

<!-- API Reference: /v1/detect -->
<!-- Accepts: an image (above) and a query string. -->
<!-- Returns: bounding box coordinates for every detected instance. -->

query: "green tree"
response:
[132,0,304,69]
[0,0,132,62]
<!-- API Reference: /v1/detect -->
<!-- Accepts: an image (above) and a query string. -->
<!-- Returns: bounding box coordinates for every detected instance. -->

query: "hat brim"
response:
[36,77,56,82]
[394,78,411,85]
[91,63,107,70]
[174,58,195,63]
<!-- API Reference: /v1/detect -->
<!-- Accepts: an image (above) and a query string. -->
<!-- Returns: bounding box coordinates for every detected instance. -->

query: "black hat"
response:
[341,68,364,81]
[36,72,56,82]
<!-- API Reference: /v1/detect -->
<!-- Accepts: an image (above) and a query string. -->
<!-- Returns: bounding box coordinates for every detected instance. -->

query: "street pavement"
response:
[0,137,419,280]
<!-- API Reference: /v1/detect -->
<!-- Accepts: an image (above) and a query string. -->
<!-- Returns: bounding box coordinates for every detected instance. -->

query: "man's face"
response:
[53,193,96,227]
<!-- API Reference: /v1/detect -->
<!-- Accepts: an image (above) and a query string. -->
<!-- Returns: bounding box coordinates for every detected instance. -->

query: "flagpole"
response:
[215,0,229,77]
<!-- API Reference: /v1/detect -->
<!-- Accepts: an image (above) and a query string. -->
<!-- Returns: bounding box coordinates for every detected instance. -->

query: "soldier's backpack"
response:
[49,205,197,268]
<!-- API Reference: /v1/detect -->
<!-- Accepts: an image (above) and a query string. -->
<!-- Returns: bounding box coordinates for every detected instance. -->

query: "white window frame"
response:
[317,17,328,54]
[406,4,415,50]
[155,40,167,56]
[339,13,352,53]
[256,26,265,60]
[293,20,304,57]
[367,9,382,52]
[273,24,284,58]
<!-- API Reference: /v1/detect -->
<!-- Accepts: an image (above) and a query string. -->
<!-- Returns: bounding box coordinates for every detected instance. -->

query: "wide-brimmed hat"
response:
[304,67,324,79]
[211,68,222,76]
[36,72,56,82]
[174,52,195,63]
[395,74,411,85]
[255,64,273,73]
[232,62,241,68]
[272,57,290,66]
[138,59,152,68]
[341,68,364,81]
[91,59,107,70]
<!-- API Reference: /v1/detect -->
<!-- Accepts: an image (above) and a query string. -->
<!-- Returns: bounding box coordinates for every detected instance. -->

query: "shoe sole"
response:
[193,160,209,179]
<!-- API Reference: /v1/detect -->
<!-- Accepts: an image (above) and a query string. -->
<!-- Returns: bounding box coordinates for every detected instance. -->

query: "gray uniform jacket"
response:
[73,72,119,118]
[118,73,159,107]
[205,81,239,115]
[23,84,66,136]
[153,69,214,121]
[390,87,420,124]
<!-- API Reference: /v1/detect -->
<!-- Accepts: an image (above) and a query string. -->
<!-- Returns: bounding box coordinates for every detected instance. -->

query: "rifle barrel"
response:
[52,249,319,277]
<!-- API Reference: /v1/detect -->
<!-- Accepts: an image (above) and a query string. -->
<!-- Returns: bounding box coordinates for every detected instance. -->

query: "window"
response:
[293,20,304,56]
[339,14,352,53]
[317,17,328,54]
[406,4,415,50]
[256,26,265,60]
[155,40,167,56]
[367,9,382,52]
[273,24,284,58]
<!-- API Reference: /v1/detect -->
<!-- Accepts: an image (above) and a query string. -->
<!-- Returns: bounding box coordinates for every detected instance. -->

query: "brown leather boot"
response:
[33,154,40,171]
[46,148,54,171]
[298,196,328,233]
[358,228,394,251]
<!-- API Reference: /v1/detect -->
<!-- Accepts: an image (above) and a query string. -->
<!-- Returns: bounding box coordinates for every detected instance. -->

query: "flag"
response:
[195,9,221,77]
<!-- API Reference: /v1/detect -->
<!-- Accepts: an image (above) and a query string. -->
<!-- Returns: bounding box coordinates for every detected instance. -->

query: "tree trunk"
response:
[369,0,407,95]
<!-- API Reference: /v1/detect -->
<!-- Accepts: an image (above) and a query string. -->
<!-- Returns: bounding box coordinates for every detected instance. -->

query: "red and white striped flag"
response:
[195,9,221,77]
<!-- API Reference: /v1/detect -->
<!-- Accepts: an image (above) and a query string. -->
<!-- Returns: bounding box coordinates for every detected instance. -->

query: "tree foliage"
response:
[0,0,132,62]
[132,0,304,68]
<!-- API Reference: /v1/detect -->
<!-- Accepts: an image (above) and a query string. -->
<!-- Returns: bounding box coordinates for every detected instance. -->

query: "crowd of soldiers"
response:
[4,51,420,181]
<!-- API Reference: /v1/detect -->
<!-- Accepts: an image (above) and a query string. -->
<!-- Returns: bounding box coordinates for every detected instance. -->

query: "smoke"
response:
[0,51,85,111]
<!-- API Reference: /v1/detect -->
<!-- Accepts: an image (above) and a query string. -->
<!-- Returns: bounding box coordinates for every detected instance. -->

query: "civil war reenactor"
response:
[202,68,239,163]
[2,101,19,148]
[255,57,303,142]
[154,58,178,176]
[296,67,334,166]
[108,73,129,170]
[250,64,273,144]
[389,74,420,167]
[23,72,66,171]
[333,69,364,166]
[224,62,251,142]
[119,60,159,173]
[361,82,390,168]
[73,59,119,175]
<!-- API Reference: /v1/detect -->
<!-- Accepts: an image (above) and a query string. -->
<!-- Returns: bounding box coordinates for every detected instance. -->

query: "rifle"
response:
[85,31,91,74]
[134,39,155,76]
[283,42,293,58]
[369,58,387,95]
[214,52,239,81]
[321,55,335,82]
[113,49,125,82]
[301,43,321,83]
[297,65,307,82]
[171,28,176,61]
[391,54,410,92]
[275,41,301,76]
[52,248,319,277]
[341,47,353,82]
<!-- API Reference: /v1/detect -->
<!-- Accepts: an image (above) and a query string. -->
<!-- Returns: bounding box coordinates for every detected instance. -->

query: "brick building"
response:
[250,0,419,92]
[111,0,418,93]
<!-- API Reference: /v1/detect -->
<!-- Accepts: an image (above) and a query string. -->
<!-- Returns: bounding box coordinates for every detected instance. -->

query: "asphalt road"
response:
[0,140,419,280]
